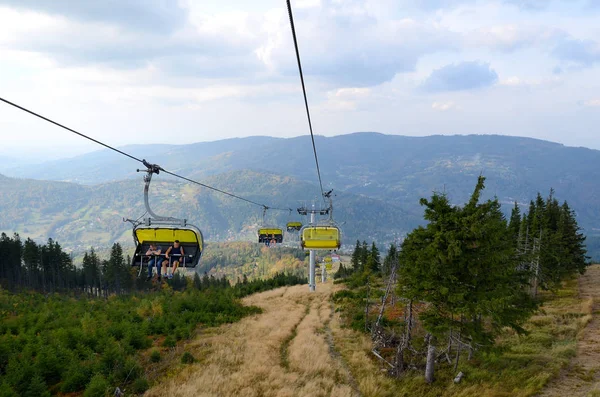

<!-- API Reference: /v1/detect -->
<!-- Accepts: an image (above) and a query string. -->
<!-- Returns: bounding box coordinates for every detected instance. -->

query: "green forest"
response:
[0,236,305,396]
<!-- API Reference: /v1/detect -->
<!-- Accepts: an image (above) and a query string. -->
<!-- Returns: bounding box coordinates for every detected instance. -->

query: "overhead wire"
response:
[0,97,144,164]
[0,96,291,212]
[285,0,327,204]
[159,169,291,211]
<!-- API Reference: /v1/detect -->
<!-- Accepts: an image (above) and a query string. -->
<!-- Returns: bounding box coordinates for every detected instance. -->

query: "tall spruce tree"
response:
[508,202,521,244]
[382,244,398,277]
[398,177,537,382]
[351,240,362,273]
[360,241,369,271]
[366,242,381,273]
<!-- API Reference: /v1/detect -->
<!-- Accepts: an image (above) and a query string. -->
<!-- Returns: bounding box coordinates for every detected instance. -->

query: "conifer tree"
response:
[382,244,398,277]
[351,240,361,273]
[508,202,521,244]
[361,241,369,272]
[366,242,381,273]
[398,176,537,382]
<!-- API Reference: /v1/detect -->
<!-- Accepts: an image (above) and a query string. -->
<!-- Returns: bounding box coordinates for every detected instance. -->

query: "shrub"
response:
[60,362,93,393]
[24,375,50,397]
[150,350,161,363]
[131,377,150,394]
[113,359,142,384]
[36,345,64,385]
[181,352,195,364]
[83,374,109,397]
[0,382,18,397]
[162,336,176,348]
[99,343,124,376]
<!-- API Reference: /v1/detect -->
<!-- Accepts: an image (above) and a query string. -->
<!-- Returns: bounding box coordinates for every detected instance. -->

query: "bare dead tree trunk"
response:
[373,262,398,334]
[532,229,543,298]
[447,327,453,362]
[394,337,405,377]
[364,276,370,332]
[425,334,436,384]
[406,300,413,344]
[468,341,474,361]
[453,333,461,372]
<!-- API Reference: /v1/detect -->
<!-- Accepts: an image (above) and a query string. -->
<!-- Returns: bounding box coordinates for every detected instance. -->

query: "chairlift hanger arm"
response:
[138,163,186,226]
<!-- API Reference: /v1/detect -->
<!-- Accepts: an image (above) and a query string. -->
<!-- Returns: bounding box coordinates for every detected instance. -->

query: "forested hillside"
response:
[0,171,416,254]
[3,132,600,258]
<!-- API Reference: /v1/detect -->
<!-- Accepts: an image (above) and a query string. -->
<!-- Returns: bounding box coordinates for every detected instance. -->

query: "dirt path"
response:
[146,282,359,397]
[538,264,600,397]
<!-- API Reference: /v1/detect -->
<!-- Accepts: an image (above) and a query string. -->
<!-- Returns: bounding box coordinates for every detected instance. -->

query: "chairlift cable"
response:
[285,0,327,204]
[0,96,144,164]
[0,96,291,212]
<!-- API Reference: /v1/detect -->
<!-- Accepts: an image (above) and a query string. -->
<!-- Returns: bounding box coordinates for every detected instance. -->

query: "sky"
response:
[1,0,599,161]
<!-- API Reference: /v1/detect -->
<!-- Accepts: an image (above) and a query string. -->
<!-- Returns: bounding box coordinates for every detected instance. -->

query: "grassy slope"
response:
[331,276,590,397]
[146,284,359,397]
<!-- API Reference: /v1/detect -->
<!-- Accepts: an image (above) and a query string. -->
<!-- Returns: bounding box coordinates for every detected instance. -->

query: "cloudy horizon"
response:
[1,0,599,161]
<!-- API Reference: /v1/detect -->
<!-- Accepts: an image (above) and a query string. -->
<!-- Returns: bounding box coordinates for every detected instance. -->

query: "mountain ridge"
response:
[2,132,600,258]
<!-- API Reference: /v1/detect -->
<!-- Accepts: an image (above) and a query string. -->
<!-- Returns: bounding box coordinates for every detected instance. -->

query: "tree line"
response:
[0,235,151,296]
[0,235,77,293]
[334,177,588,384]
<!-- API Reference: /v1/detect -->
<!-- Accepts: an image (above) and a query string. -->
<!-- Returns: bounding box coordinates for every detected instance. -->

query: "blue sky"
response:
[0,0,599,160]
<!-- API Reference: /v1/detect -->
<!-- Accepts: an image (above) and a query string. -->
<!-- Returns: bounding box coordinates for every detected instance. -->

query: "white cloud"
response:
[499,76,562,87]
[432,101,457,111]
[323,87,373,111]
[296,0,322,8]
[466,24,564,52]
[254,4,458,87]
[582,99,600,107]
[333,87,372,98]
[1,0,600,158]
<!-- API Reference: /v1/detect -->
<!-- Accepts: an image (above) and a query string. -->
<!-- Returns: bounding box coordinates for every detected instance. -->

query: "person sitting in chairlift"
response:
[270,234,277,247]
[162,240,185,279]
[145,243,162,281]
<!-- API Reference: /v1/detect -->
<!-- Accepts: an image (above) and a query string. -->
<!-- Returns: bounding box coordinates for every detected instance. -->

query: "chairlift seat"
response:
[300,225,341,250]
[131,226,203,268]
[286,222,303,232]
[258,227,284,243]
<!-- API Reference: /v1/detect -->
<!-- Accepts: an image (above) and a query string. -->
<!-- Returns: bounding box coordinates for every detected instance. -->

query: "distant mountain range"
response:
[0,169,415,255]
[2,133,600,259]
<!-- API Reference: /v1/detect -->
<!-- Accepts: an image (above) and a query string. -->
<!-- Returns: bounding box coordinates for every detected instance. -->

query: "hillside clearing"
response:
[147,266,599,397]
[145,283,359,397]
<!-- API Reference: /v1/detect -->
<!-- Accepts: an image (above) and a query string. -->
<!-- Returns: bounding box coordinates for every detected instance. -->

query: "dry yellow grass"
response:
[146,264,600,397]
[330,312,396,397]
[145,283,358,397]
[538,265,600,397]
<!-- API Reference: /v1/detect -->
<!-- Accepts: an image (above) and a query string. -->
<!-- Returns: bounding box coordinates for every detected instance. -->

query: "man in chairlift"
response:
[162,240,185,279]
[145,243,162,281]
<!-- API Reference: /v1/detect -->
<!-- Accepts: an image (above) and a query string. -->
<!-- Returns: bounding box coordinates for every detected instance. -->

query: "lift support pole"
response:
[309,206,316,292]
[298,201,330,293]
